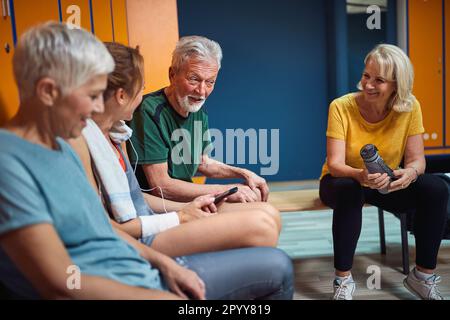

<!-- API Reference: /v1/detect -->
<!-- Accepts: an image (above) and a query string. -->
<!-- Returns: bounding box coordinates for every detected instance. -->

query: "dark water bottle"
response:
[360,144,397,194]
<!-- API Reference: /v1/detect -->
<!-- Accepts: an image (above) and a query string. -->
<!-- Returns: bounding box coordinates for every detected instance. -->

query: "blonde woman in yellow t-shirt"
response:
[319,44,448,300]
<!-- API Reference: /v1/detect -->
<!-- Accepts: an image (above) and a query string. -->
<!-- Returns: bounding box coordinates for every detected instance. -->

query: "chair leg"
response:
[378,208,386,255]
[400,213,410,275]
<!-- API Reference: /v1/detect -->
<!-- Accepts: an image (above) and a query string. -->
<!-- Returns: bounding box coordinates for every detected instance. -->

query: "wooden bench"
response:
[268,189,410,274]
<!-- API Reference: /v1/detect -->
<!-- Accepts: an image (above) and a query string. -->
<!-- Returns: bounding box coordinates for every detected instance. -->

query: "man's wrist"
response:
[238,168,252,180]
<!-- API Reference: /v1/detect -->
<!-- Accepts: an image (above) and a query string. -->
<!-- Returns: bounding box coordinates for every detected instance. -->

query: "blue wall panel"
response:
[347,12,388,91]
[177,0,329,181]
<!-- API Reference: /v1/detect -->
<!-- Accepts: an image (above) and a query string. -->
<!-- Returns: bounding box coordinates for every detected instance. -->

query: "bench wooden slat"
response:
[268,189,374,213]
[268,189,327,212]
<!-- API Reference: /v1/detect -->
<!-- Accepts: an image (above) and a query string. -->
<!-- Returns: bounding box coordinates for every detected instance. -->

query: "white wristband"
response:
[139,212,180,238]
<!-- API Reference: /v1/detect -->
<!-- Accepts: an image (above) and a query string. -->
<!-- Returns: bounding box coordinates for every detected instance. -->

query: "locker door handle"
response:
[1,0,10,18]
[1,0,6,18]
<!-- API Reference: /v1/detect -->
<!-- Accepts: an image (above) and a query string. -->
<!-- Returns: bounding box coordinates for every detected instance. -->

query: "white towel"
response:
[82,119,137,222]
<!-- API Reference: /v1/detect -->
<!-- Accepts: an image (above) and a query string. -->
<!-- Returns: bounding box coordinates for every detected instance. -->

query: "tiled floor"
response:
[277,207,450,300]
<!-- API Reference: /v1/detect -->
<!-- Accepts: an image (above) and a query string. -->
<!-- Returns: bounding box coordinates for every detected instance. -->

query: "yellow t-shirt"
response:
[320,93,425,179]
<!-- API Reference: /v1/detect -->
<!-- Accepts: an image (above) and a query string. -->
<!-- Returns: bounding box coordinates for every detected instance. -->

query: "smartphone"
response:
[214,187,238,204]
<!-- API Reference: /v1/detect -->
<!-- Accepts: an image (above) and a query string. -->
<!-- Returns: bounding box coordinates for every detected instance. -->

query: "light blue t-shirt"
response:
[0,130,163,298]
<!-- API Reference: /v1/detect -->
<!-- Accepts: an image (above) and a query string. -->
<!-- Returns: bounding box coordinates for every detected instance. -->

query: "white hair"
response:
[171,35,223,73]
[357,44,415,112]
[13,21,115,101]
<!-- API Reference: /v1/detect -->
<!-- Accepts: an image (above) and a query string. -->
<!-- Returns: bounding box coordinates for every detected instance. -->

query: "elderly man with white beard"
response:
[127,36,274,211]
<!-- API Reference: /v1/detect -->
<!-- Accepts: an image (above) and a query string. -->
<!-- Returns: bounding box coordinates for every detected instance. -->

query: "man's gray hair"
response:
[13,21,115,101]
[171,35,223,73]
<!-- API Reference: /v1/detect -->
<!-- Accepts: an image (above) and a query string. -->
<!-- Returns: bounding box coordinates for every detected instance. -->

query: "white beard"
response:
[177,94,205,113]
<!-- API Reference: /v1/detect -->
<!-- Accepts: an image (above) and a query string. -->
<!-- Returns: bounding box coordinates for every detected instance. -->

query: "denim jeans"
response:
[0,247,294,300]
[172,247,294,300]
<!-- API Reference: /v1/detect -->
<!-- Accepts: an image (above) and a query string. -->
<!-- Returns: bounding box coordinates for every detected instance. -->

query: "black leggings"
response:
[319,174,448,271]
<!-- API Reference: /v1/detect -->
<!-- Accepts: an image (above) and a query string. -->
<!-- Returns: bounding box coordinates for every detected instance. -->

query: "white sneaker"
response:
[332,276,356,300]
[403,270,444,300]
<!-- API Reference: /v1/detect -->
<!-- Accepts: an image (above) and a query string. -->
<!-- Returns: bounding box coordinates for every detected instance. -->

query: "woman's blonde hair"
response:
[357,44,415,112]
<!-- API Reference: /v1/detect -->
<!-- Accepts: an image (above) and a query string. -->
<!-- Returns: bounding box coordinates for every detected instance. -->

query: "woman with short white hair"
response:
[319,44,448,300]
[0,21,191,299]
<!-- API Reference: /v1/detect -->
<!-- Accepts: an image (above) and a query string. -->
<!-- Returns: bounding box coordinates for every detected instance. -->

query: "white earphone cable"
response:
[129,139,168,213]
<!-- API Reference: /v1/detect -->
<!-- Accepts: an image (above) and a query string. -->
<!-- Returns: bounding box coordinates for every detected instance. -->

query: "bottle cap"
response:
[360,144,377,159]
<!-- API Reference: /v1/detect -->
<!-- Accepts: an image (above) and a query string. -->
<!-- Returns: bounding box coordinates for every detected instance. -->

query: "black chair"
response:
[377,208,410,275]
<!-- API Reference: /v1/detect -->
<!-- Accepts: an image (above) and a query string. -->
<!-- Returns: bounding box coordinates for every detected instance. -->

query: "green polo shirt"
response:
[127,88,211,189]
